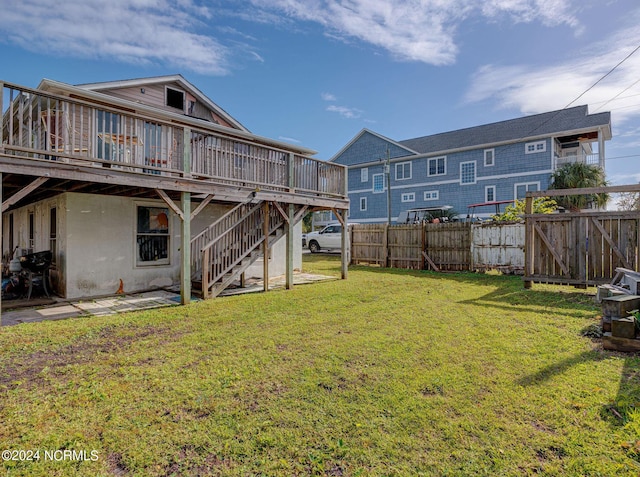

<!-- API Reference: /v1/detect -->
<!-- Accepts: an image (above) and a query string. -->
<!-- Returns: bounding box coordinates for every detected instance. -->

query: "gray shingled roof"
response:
[398,105,611,155]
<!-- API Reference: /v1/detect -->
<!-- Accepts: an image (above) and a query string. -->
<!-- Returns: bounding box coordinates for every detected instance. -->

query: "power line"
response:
[563,44,640,110]
[593,77,640,112]
[527,43,640,136]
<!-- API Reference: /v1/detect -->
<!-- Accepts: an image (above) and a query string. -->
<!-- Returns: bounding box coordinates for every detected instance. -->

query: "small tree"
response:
[549,162,608,211]
[492,197,557,222]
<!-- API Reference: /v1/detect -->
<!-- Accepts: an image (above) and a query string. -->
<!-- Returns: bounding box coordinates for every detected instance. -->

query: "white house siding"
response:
[3,192,302,299]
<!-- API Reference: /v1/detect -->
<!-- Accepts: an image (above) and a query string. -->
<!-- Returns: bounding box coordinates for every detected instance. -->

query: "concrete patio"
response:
[1,272,336,326]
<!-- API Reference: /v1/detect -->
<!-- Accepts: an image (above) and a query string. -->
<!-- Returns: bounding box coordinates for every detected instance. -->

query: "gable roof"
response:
[329,128,418,163]
[399,105,611,155]
[74,74,248,132]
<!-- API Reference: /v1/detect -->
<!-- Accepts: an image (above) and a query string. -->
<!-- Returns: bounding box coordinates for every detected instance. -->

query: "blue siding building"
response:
[330,105,611,223]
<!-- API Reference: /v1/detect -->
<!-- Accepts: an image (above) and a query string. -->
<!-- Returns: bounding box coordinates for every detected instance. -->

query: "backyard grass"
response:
[1,255,639,476]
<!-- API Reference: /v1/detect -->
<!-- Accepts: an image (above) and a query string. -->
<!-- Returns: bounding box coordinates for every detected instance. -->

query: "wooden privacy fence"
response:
[350,222,525,272]
[524,211,640,286]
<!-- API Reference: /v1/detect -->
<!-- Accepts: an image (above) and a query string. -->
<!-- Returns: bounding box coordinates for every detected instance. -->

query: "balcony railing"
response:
[556,153,602,168]
[0,81,347,199]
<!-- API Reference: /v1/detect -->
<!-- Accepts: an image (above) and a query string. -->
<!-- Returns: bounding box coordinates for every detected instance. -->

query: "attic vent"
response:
[166,87,184,111]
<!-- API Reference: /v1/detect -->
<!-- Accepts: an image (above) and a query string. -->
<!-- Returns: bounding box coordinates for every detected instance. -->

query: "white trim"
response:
[514,181,541,199]
[395,161,412,180]
[484,149,495,167]
[372,173,385,194]
[427,156,446,177]
[360,197,367,211]
[460,161,476,185]
[525,140,546,154]
[485,185,496,203]
[424,190,439,201]
[401,192,415,203]
[361,167,368,182]
[347,169,552,194]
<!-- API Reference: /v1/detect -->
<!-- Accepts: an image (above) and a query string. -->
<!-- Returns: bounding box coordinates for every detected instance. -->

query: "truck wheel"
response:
[309,241,320,253]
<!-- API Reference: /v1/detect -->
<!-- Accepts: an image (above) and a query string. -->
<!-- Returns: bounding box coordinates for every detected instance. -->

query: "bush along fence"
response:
[350,222,525,273]
[351,209,640,287]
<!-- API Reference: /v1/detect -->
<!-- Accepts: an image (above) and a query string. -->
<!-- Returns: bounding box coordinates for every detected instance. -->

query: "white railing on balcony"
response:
[1,81,347,199]
[556,154,601,168]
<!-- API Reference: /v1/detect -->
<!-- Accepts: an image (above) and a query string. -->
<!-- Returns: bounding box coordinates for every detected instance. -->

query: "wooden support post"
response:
[263,201,270,292]
[524,194,534,289]
[202,247,210,299]
[286,203,294,289]
[341,208,348,279]
[181,191,191,305]
[240,272,246,288]
[183,127,192,178]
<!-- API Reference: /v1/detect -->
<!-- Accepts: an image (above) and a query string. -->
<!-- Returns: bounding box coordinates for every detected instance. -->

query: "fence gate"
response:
[525,211,640,286]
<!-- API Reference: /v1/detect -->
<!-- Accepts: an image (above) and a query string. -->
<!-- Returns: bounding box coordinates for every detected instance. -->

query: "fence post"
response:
[524,195,534,289]
[383,223,389,268]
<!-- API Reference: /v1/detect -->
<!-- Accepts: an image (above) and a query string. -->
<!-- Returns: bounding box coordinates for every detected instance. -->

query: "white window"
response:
[460,161,476,185]
[484,149,495,166]
[372,173,385,193]
[485,185,496,203]
[395,162,412,180]
[424,190,439,201]
[428,156,446,176]
[525,141,546,154]
[514,182,540,199]
[360,197,367,211]
[137,205,170,265]
[361,167,368,182]
[401,192,415,203]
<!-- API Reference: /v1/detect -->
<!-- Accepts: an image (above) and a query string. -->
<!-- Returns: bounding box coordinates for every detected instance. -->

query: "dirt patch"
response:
[0,324,185,393]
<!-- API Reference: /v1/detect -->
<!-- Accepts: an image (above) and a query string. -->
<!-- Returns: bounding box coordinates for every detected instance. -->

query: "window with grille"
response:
[460,161,476,185]
[137,206,170,265]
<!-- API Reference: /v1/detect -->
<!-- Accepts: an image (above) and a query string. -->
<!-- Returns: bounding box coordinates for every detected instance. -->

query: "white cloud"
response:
[327,105,363,119]
[249,0,580,65]
[0,0,231,75]
[465,23,640,124]
[322,92,337,101]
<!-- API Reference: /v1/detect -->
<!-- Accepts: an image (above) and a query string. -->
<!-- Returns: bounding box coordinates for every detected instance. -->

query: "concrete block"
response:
[601,295,640,318]
[595,284,627,304]
[611,317,637,339]
[601,315,612,333]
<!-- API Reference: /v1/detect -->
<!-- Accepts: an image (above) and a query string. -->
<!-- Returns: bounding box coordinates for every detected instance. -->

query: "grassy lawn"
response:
[1,255,639,476]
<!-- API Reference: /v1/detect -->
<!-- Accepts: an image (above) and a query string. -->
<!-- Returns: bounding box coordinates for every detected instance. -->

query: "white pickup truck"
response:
[305,223,350,253]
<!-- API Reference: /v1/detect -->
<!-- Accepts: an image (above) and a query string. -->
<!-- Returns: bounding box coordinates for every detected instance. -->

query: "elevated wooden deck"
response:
[0,81,348,209]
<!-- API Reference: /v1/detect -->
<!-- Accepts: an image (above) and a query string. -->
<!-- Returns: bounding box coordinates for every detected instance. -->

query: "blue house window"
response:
[396,162,412,180]
[360,197,367,211]
[525,141,546,154]
[372,173,385,193]
[424,190,439,201]
[361,167,368,182]
[515,182,540,199]
[484,149,495,166]
[460,161,476,185]
[401,192,415,203]
[428,157,446,176]
[485,185,496,202]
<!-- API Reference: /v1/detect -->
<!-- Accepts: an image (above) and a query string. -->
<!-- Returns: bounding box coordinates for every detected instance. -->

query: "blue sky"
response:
[2,0,640,188]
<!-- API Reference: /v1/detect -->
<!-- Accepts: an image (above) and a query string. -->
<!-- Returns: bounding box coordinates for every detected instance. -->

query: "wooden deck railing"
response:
[0,81,347,199]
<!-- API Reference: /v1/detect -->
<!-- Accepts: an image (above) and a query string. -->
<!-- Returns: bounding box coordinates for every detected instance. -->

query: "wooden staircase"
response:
[191,199,293,298]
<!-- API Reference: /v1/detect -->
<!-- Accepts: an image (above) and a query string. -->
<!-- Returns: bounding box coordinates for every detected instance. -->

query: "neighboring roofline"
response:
[340,124,611,169]
[399,105,611,146]
[328,128,419,162]
[74,74,248,132]
[36,78,318,156]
